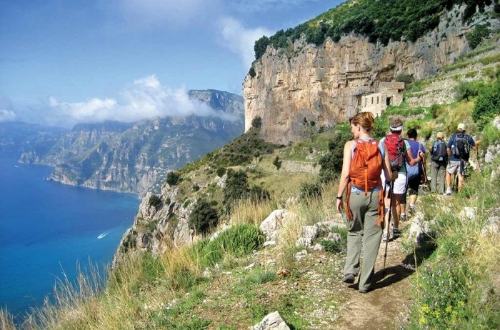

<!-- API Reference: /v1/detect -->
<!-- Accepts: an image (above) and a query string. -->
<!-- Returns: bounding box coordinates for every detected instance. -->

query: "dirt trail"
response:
[333,224,415,330]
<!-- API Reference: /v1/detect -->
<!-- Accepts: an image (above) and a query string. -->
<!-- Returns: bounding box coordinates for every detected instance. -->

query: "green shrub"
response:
[192,224,265,267]
[299,181,322,200]
[455,81,487,101]
[251,116,262,129]
[189,199,219,234]
[192,184,200,192]
[396,73,414,84]
[272,156,282,170]
[223,170,270,210]
[472,80,500,127]
[466,24,491,49]
[166,171,181,186]
[148,194,162,209]
[318,124,351,183]
[245,268,277,285]
[248,66,256,78]
[216,167,226,177]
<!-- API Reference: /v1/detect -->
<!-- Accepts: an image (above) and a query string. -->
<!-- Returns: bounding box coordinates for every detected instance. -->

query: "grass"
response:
[407,159,500,329]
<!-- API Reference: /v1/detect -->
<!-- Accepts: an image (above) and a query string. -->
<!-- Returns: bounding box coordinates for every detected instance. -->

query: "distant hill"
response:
[13,90,244,195]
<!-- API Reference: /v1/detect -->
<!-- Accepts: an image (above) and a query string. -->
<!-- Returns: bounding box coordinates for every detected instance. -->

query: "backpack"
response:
[431,140,448,163]
[452,133,470,161]
[349,139,383,192]
[384,133,406,172]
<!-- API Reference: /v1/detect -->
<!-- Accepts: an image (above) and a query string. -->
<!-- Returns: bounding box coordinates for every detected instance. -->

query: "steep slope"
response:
[244,1,499,144]
[18,90,244,195]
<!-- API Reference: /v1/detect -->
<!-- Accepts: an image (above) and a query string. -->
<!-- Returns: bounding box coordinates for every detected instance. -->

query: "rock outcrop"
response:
[244,5,495,144]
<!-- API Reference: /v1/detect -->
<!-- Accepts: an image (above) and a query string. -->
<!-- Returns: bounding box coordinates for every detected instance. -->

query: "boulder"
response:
[481,215,500,236]
[459,207,477,221]
[294,249,308,261]
[251,311,290,330]
[260,209,289,244]
[296,225,319,248]
[408,211,431,244]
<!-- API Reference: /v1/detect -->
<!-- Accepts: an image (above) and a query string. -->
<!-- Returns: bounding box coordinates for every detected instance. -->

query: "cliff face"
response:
[19,90,244,195]
[244,5,493,144]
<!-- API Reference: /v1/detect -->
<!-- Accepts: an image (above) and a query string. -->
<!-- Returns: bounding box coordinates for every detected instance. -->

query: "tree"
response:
[189,199,219,234]
[251,116,262,129]
[166,171,181,186]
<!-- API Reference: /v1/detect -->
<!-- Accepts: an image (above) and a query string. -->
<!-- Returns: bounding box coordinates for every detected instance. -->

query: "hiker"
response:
[446,123,475,194]
[336,112,394,293]
[430,132,447,194]
[379,118,422,241]
[405,128,426,214]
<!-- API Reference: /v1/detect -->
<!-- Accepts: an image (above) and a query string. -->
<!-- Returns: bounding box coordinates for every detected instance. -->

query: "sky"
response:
[0,0,342,127]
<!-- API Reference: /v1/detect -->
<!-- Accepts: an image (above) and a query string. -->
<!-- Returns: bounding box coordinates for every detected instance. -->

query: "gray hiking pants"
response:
[344,190,383,291]
[430,160,446,194]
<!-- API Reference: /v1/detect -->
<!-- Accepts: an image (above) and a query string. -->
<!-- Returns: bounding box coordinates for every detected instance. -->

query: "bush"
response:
[248,66,256,78]
[299,181,322,200]
[455,81,486,101]
[216,167,226,177]
[251,116,262,129]
[466,24,490,49]
[223,170,270,210]
[148,194,162,210]
[318,124,351,183]
[472,80,500,128]
[396,73,414,84]
[273,156,282,170]
[189,199,219,234]
[166,171,181,186]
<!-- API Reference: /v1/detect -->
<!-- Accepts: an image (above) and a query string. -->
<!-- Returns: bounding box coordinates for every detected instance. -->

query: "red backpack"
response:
[384,133,406,171]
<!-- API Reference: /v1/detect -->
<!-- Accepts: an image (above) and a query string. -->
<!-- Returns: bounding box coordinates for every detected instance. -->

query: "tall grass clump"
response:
[0,309,16,330]
[408,159,500,329]
[191,224,265,268]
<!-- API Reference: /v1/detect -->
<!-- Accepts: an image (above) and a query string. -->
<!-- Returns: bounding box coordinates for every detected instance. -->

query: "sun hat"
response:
[457,123,466,131]
[389,117,403,131]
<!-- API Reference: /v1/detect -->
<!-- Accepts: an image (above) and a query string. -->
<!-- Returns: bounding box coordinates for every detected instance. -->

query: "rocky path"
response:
[333,224,415,330]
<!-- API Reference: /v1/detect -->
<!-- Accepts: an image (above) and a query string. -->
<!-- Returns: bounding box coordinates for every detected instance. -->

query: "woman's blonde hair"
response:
[349,111,374,132]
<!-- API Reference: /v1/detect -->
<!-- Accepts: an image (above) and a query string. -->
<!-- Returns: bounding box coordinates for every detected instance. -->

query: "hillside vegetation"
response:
[254,0,499,59]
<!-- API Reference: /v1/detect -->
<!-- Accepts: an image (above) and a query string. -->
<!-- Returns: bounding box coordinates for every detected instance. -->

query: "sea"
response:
[0,152,139,321]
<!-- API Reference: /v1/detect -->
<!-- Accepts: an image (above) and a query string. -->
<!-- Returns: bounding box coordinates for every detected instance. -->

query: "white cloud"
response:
[0,109,16,122]
[219,17,273,68]
[47,75,237,126]
[118,0,220,28]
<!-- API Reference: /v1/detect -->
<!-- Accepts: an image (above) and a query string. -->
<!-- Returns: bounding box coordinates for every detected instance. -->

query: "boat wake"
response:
[97,231,109,239]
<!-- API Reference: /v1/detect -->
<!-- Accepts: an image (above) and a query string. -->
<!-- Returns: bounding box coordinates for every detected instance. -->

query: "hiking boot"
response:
[400,213,407,222]
[392,228,401,239]
[343,273,356,284]
[382,232,389,242]
[445,188,452,196]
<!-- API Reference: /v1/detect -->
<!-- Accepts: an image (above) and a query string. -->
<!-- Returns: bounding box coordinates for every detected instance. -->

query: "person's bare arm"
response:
[336,140,353,212]
[382,144,393,182]
[406,148,421,166]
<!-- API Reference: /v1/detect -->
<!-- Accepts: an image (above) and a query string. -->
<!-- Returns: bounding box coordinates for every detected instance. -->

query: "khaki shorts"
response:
[447,160,464,175]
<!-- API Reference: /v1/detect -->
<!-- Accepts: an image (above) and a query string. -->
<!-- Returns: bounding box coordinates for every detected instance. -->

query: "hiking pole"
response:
[383,180,394,275]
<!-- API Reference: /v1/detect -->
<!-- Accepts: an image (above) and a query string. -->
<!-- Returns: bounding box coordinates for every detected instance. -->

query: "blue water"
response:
[0,153,139,320]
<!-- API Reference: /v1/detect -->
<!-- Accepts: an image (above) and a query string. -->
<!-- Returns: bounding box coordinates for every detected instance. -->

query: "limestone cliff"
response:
[244,4,497,144]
